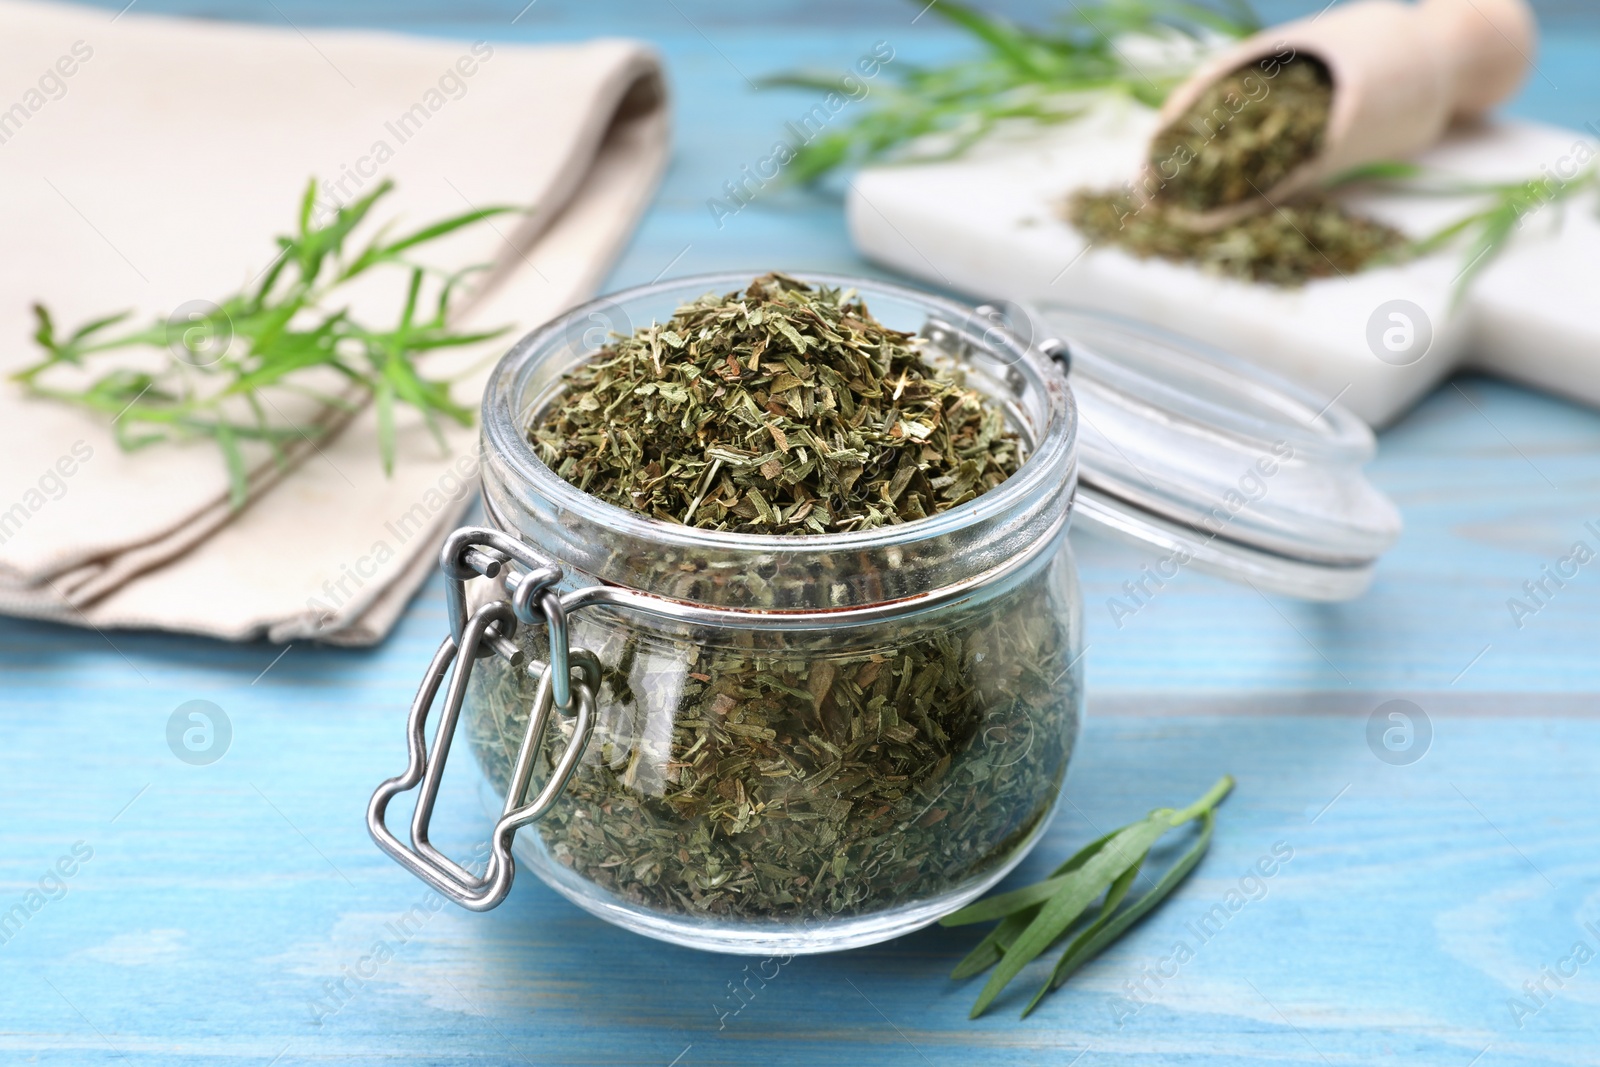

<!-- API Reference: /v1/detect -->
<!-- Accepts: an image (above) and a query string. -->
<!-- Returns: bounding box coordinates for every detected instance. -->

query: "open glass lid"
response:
[1029,304,1401,601]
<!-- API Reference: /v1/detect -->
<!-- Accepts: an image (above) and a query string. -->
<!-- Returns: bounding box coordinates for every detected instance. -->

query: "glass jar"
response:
[368,272,1399,955]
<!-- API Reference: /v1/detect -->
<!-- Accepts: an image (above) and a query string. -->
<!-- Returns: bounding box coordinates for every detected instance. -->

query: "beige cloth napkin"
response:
[0,0,669,644]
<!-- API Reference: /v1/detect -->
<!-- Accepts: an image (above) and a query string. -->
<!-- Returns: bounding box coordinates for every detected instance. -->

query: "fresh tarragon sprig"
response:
[765,0,1587,299]
[1329,159,1600,301]
[13,179,513,508]
[759,0,1261,184]
[943,774,1234,1018]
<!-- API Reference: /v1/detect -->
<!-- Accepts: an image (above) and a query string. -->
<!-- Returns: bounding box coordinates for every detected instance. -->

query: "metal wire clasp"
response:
[366,526,598,911]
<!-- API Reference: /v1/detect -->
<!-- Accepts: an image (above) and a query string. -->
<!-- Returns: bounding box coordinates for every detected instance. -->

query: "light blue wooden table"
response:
[5,2,1600,1064]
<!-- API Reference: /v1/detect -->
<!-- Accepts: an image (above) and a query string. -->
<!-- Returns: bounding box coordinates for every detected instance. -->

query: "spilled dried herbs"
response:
[530,272,1020,533]
[463,273,1079,924]
[1065,187,1407,284]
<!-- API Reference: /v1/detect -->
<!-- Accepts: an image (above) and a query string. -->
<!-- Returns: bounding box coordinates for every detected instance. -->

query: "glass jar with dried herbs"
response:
[369,273,1082,953]
[367,272,1401,954]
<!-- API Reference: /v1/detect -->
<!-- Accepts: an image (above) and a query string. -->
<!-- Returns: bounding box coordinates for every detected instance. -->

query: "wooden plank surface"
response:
[3,2,1600,1064]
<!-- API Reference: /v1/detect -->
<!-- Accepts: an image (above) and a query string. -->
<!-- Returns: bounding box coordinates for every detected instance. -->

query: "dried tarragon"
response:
[529,272,1020,533]
[462,273,1077,924]
[1066,55,1407,284]
[467,584,1076,922]
[1065,187,1406,284]
[1151,54,1334,212]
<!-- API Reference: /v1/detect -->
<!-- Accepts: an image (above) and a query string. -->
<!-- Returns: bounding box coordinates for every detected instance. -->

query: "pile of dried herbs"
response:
[1150,55,1332,212]
[1066,188,1406,284]
[463,274,1078,924]
[1066,54,1408,284]
[530,272,1020,533]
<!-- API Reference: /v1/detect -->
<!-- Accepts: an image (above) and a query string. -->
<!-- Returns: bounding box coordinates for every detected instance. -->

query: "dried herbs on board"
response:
[1066,54,1408,284]
[463,274,1079,923]
[1065,188,1406,284]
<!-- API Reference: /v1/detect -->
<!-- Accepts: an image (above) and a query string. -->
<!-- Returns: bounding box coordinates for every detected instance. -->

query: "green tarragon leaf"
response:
[13,179,512,507]
[946,775,1234,1018]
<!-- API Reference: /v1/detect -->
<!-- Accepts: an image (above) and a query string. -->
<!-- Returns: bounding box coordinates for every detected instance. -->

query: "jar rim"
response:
[481,270,1077,557]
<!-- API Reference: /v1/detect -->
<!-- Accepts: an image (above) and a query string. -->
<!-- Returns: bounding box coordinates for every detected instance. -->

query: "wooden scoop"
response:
[1136,0,1536,230]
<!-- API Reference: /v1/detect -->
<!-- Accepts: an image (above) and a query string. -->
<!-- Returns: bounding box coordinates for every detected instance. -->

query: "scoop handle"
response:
[1419,0,1538,119]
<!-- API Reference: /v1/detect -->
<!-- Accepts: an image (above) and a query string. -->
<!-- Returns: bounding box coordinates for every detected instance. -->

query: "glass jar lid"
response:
[1028,304,1400,600]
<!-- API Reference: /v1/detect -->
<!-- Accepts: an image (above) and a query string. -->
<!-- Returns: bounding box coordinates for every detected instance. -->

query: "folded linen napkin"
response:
[0,0,669,644]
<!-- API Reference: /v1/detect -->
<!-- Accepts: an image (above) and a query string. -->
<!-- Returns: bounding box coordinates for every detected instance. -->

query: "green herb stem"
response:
[759,0,1260,184]
[1165,772,1235,823]
[945,774,1233,1019]
[13,178,513,506]
[1021,809,1216,1016]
